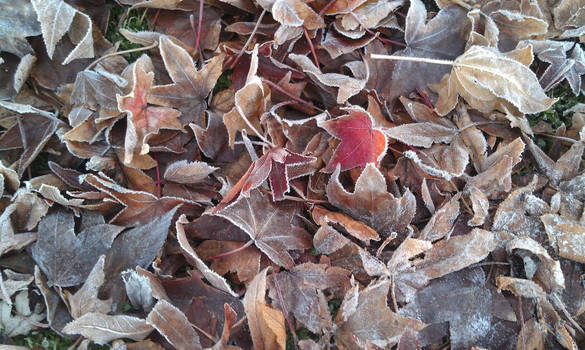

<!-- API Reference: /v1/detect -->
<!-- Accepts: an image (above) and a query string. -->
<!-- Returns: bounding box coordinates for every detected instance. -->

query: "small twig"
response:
[390,276,399,312]
[190,321,219,342]
[304,28,320,67]
[416,88,434,109]
[319,0,337,16]
[87,41,158,69]
[153,153,162,198]
[229,9,267,70]
[149,9,161,31]
[273,274,298,348]
[207,240,254,260]
[518,296,526,350]
[195,0,205,53]
[533,132,580,144]
[263,79,324,112]
[66,336,83,350]
[371,53,454,66]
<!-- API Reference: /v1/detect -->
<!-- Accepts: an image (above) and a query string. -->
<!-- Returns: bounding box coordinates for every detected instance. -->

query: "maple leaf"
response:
[368,0,469,105]
[213,190,312,269]
[31,210,123,287]
[215,146,315,211]
[433,45,557,116]
[335,279,424,349]
[149,36,224,126]
[318,107,387,172]
[327,163,415,235]
[117,55,182,164]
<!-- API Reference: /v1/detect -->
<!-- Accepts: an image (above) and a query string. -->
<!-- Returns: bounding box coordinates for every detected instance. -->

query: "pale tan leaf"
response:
[244,268,286,350]
[175,215,238,296]
[435,45,556,116]
[164,160,218,184]
[146,300,202,350]
[383,122,456,148]
[542,214,585,264]
[63,313,153,345]
[312,205,380,244]
[64,255,112,318]
[31,0,94,64]
[496,276,546,298]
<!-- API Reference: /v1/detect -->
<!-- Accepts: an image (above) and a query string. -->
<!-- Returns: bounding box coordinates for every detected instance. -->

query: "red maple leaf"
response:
[214,147,315,212]
[319,107,387,172]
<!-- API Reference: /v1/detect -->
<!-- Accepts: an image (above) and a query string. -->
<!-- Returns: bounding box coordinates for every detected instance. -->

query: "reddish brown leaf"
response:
[319,107,387,172]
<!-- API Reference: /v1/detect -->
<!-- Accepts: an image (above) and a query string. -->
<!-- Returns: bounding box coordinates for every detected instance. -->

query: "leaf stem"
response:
[304,28,320,67]
[87,42,158,69]
[195,0,204,54]
[273,274,298,348]
[207,239,254,260]
[153,153,162,198]
[350,13,406,47]
[229,9,267,70]
[318,0,337,16]
[370,54,455,66]
[262,79,324,112]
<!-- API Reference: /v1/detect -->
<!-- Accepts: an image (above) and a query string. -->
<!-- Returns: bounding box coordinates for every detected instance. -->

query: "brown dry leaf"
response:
[415,228,497,280]
[541,213,585,264]
[117,55,182,164]
[0,204,37,257]
[212,190,312,269]
[196,240,261,285]
[31,0,94,64]
[223,46,268,148]
[496,276,547,298]
[146,299,202,350]
[80,173,191,227]
[434,45,557,116]
[312,205,380,244]
[418,193,460,242]
[268,263,350,334]
[289,54,368,104]
[175,215,238,296]
[164,160,218,184]
[383,122,456,148]
[244,267,286,350]
[257,0,324,30]
[63,313,153,345]
[506,236,565,292]
[467,186,489,226]
[149,36,224,126]
[335,279,424,349]
[327,163,416,235]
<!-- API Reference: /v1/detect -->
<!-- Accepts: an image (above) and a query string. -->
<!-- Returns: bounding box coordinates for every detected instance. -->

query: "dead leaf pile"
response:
[1,0,585,348]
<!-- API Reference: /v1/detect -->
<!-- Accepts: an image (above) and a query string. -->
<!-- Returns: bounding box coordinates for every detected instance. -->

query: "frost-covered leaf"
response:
[63,313,153,345]
[31,210,123,287]
[244,267,286,350]
[146,299,202,350]
[31,0,94,64]
[212,191,311,269]
[327,163,415,235]
[319,107,387,172]
[63,255,112,318]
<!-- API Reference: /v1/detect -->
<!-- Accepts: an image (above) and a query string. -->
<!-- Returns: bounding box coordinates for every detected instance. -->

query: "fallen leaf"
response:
[244,268,286,350]
[312,205,380,244]
[327,163,415,235]
[31,210,123,287]
[164,160,218,184]
[435,45,557,116]
[318,107,387,172]
[212,190,312,269]
[146,299,202,350]
[63,255,113,318]
[117,55,182,164]
[63,313,153,345]
[335,279,424,349]
[149,36,224,126]
[31,0,94,64]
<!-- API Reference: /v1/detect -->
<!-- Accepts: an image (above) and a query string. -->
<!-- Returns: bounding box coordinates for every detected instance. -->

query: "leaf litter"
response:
[1,0,585,348]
